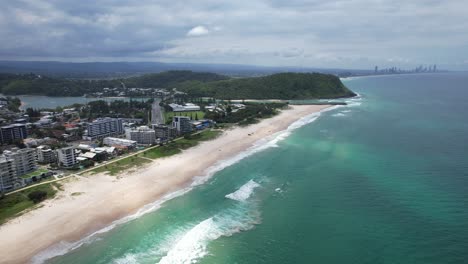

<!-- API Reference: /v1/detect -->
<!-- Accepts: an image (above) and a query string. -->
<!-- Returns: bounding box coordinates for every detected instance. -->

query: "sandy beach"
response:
[0,104,330,264]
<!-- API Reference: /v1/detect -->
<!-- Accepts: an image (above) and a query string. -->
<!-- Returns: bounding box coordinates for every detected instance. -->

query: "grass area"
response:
[0,130,222,225]
[86,129,221,176]
[20,168,49,179]
[141,129,222,159]
[88,156,152,176]
[141,144,181,159]
[165,111,205,122]
[0,183,59,225]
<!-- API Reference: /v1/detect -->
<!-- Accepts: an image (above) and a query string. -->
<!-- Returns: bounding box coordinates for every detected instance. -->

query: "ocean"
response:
[40,72,468,264]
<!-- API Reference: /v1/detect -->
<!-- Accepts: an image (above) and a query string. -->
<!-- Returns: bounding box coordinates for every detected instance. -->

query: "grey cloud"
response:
[0,0,467,69]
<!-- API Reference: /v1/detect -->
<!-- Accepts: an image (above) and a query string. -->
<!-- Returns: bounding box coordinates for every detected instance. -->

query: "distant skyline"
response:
[1,0,468,70]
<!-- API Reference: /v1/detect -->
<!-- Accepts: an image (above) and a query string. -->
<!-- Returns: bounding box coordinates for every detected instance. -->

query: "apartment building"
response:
[0,123,27,144]
[57,147,78,168]
[125,126,156,145]
[152,124,177,140]
[0,156,17,192]
[172,116,192,135]
[36,145,57,164]
[83,118,124,140]
[3,148,37,176]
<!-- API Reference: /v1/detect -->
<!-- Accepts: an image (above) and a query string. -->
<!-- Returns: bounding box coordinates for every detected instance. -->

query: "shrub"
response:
[27,191,48,203]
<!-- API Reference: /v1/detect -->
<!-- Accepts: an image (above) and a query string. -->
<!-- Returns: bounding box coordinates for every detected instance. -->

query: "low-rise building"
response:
[191,119,214,130]
[125,126,156,145]
[172,116,192,135]
[36,145,57,164]
[57,147,78,168]
[168,103,201,112]
[103,137,137,148]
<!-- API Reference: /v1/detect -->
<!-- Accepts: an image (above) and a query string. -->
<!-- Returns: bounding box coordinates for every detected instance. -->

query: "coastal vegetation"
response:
[87,130,222,176]
[0,71,354,100]
[83,99,153,119]
[175,73,356,99]
[88,156,152,176]
[206,102,288,125]
[0,71,227,97]
[141,130,221,158]
[0,183,59,225]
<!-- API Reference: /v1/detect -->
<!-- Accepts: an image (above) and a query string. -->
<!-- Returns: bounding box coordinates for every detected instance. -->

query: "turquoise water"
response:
[41,72,468,264]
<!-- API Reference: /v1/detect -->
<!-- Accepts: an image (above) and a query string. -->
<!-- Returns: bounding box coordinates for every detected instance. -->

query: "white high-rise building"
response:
[37,145,57,164]
[125,126,156,145]
[0,156,17,192]
[57,147,78,168]
[83,118,124,140]
[3,148,37,177]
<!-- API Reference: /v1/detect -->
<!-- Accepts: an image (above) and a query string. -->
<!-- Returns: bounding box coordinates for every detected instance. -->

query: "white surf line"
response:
[32,106,332,264]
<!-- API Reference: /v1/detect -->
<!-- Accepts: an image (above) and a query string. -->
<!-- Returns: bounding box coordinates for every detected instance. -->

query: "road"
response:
[151,98,165,125]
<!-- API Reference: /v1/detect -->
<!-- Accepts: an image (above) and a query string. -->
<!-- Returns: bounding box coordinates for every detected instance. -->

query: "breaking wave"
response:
[225,180,260,201]
[32,106,333,264]
[157,206,260,264]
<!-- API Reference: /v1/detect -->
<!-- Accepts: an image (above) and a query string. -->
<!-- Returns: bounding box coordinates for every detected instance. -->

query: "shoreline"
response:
[0,104,331,264]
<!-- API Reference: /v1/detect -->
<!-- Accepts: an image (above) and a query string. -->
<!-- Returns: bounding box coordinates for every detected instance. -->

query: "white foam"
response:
[158,208,259,264]
[31,189,191,264]
[345,93,363,107]
[32,106,331,263]
[112,226,190,264]
[340,76,364,81]
[113,254,138,264]
[332,113,346,117]
[225,180,260,201]
[157,218,217,264]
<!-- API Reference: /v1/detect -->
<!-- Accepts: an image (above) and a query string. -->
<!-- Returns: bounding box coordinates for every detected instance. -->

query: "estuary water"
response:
[0,94,151,110]
[41,72,468,264]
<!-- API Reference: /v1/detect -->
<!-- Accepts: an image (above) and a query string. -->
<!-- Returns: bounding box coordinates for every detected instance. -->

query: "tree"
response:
[81,159,95,168]
[6,97,21,112]
[28,190,47,203]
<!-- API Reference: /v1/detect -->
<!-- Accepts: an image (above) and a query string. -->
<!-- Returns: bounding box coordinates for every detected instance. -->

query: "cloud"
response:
[0,0,467,69]
[187,26,210,37]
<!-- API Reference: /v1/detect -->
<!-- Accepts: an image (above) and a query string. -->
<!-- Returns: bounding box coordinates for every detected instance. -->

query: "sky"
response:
[1,0,468,70]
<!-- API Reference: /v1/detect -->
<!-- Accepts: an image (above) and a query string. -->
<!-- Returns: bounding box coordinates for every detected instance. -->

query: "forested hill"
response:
[0,71,227,96]
[176,72,356,99]
[123,71,228,88]
[0,71,355,99]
